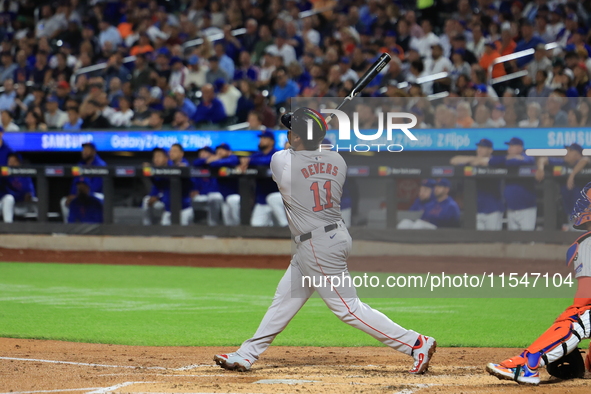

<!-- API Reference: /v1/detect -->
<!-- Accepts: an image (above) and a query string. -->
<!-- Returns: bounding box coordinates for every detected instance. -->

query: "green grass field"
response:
[0,262,586,349]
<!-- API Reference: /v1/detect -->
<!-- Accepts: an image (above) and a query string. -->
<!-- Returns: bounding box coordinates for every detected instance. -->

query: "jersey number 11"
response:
[310,181,334,212]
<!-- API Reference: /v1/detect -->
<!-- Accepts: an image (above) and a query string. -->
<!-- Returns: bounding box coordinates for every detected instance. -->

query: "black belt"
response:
[299,223,338,242]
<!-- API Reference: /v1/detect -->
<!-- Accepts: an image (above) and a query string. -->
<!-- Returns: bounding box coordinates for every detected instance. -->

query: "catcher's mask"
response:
[281,107,328,147]
[571,182,591,230]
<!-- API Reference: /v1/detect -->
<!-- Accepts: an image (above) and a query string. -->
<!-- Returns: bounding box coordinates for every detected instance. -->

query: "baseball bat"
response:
[324,52,392,124]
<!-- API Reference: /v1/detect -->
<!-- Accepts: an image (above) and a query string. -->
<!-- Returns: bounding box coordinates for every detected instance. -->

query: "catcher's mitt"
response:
[547,349,586,380]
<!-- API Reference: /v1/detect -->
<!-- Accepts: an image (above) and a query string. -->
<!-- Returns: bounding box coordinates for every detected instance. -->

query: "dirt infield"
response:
[1,338,590,393]
[0,247,585,393]
[0,247,570,275]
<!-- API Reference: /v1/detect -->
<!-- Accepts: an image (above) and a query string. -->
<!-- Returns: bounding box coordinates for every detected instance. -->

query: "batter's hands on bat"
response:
[147,196,159,207]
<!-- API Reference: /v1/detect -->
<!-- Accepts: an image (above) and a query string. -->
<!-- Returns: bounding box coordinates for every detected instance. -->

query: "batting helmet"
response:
[571,182,591,230]
[281,107,328,146]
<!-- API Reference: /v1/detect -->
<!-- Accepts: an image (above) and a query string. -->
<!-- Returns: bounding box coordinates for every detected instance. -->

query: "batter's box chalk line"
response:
[0,356,210,371]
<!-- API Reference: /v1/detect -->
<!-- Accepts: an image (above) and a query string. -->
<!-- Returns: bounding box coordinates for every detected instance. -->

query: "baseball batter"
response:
[486,182,591,384]
[214,107,437,373]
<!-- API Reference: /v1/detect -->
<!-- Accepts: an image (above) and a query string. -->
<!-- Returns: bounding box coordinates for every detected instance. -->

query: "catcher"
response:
[486,183,591,385]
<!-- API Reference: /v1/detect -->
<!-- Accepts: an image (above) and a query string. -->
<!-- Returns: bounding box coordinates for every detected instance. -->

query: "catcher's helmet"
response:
[572,182,591,230]
[281,107,328,145]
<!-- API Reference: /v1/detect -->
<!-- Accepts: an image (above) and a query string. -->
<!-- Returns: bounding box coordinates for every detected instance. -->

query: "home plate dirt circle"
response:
[1,338,590,393]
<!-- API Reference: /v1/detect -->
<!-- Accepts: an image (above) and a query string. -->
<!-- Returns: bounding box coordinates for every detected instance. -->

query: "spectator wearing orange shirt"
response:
[130,33,155,57]
[495,26,516,57]
[480,41,506,79]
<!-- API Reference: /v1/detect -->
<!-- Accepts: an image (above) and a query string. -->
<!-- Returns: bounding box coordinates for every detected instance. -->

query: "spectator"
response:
[44,96,68,129]
[148,111,165,130]
[60,142,106,223]
[527,44,552,80]
[0,78,15,112]
[451,34,478,64]
[130,33,154,56]
[213,42,235,83]
[214,78,242,118]
[52,52,73,83]
[472,105,495,128]
[266,31,296,67]
[479,42,505,79]
[55,81,71,110]
[398,178,461,229]
[424,43,452,94]
[67,179,103,224]
[252,25,274,64]
[0,52,17,83]
[24,110,47,131]
[172,110,193,130]
[142,147,193,226]
[63,106,83,131]
[467,23,486,58]
[270,67,298,110]
[456,101,474,128]
[173,86,197,119]
[184,55,208,89]
[234,51,258,82]
[409,179,436,211]
[546,93,569,126]
[98,20,122,49]
[35,5,67,39]
[81,100,111,129]
[490,104,507,128]
[527,70,552,103]
[244,131,287,227]
[206,56,229,84]
[450,139,503,230]
[515,20,546,68]
[1,110,18,132]
[31,51,51,86]
[235,80,256,123]
[131,97,151,127]
[192,83,226,125]
[241,19,259,54]
[130,54,153,92]
[103,53,131,87]
[169,57,189,91]
[110,97,134,127]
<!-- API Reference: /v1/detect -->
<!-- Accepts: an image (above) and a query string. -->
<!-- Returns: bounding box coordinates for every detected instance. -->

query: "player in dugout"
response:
[450,138,503,230]
[487,182,591,385]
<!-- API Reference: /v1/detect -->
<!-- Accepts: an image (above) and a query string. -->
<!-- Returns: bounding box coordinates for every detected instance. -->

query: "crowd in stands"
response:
[0,0,591,227]
[0,1,586,131]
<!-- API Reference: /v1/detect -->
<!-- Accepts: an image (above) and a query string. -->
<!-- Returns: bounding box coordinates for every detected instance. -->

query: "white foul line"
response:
[0,388,101,394]
[85,382,151,394]
[0,357,209,371]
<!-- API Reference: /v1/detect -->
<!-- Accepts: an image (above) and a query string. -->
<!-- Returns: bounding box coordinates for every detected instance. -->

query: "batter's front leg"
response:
[236,263,313,362]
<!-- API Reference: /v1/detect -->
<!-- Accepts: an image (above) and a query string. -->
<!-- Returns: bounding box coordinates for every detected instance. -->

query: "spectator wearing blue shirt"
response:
[450,138,504,230]
[515,20,546,68]
[214,42,235,84]
[206,143,241,226]
[483,137,537,231]
[0,78,15,112]
[98,20,122,49]
[60,142,107,223]
[409,179,436,211]
[192,83,227,125]
[234,51,258,82]
[141,147,194,226]
[536,143,590,227]
[173,86,197,120]
[67,179,103,224]
[63,106,83,131]
[246,131,287,227]
[270,67,299,110]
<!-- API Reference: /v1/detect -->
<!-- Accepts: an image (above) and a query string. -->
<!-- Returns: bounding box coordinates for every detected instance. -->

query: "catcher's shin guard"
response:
[500,309,591,371]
